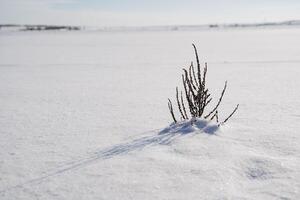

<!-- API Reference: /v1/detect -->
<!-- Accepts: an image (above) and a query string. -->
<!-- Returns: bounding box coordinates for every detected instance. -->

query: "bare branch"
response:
[176,87,186,119]
[182,75,196,117]
[181,91,189,119]
[191,62,198,87]
[168,99,177,123]
[189,64,198,91]
[204,81,227,119]
[192,44,201,87]
[221,104,239,124]
[167,44,238,125]
[202,63,208,90]
[183,69,196,99]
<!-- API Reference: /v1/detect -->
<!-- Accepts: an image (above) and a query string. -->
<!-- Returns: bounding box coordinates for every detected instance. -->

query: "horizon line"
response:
[1,19,300,28]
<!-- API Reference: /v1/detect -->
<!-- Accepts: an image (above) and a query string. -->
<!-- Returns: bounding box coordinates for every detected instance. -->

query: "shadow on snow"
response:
[0,119,218,194]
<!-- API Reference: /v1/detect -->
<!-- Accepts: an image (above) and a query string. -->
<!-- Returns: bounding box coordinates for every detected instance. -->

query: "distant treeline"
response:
[0,24,81,31]
[1,20,299,32]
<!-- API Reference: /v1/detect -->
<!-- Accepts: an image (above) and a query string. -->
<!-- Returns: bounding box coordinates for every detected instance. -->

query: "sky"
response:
[0,0,300,26]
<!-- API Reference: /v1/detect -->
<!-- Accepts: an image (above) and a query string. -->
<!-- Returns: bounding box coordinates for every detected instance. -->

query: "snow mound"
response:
[95,119,219,159]
[160,118,219,135]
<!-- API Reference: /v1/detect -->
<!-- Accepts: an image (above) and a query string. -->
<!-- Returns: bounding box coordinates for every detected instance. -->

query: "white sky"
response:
[0,0,300,26]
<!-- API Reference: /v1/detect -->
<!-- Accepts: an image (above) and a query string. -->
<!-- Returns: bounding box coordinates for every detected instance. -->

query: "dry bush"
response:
[168,44,239,125]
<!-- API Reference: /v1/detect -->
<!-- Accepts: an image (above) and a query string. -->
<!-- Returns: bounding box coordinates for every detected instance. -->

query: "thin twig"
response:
[189,64,198,91]
[168,99,177,123]
[181,91,188,119]
[176,87,186,119]
[204,81,227,119]
[191,62,198,87]
[182,75,196,117]
[221,104,239,124]
[192,44,201,87]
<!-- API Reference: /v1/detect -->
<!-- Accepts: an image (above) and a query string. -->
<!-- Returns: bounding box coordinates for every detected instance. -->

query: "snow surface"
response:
[0,28,300,199]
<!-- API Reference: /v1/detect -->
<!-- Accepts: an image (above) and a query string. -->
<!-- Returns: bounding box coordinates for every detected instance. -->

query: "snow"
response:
[0,27,300,199]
